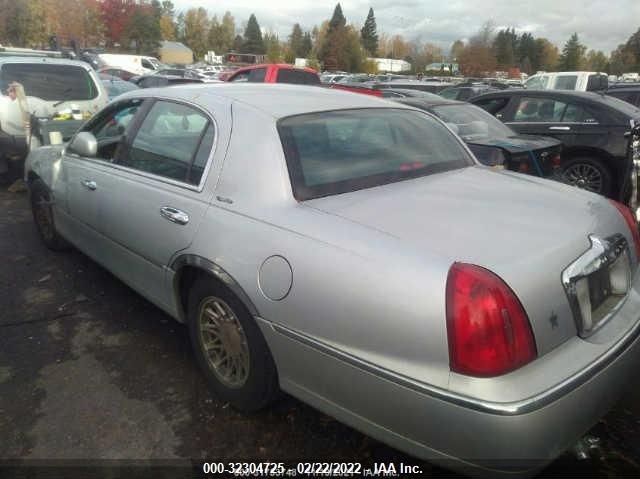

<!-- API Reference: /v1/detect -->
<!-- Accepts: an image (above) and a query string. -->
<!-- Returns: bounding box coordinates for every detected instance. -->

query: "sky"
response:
[174,0,640,55]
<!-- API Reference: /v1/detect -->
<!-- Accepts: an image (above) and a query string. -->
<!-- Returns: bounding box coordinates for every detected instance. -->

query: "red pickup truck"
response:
[226,64,320,84]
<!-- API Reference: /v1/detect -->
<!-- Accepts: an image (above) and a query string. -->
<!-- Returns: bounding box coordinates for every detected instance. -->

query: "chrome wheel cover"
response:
[198,297,250,388]
[562,163,603,193]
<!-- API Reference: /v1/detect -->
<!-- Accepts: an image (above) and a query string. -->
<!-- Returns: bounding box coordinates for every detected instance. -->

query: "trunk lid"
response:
[306,166,626,354]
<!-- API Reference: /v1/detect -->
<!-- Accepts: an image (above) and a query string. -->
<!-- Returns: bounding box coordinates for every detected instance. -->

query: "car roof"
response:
[0,56,93,68]
[232,63,318,74]
[395,97,466,108]
[119,83,406,118]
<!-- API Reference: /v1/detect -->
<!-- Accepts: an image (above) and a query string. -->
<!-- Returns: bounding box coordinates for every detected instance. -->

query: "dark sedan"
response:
[607,86,640,108]
[471,90,640,198]
[439,84,500,101]
[396,98,563,176]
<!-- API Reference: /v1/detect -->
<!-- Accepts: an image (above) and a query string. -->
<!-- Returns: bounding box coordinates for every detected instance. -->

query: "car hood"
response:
[466,134,562,153]
[305,166,625,353]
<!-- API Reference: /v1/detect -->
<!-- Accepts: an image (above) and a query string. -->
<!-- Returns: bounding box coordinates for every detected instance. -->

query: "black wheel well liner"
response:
[172,255,259,322]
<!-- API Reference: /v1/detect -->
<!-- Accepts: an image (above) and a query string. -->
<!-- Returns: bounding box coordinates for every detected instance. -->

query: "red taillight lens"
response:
[610,200,640,260]
[446,263,537,377]
[518,161,529,173]
[551,154,562,169]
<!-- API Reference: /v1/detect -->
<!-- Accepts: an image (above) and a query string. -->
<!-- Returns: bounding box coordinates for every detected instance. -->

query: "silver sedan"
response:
[25,84,640,476]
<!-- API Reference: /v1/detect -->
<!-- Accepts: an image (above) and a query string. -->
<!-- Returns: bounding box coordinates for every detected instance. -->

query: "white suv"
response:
[0,56,108,180]
[525,71,608,91]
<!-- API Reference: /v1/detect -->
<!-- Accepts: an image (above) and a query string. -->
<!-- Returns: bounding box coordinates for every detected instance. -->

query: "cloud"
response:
[175,0,640,53]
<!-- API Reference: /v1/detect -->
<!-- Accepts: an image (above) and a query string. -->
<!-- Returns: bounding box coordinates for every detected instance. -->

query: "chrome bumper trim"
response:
[269,314,640,416]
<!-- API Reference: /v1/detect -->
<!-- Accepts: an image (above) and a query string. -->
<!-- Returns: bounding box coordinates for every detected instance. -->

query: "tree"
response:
[535,38,559,71]
[208,12,235,54]
[450,39,465,61]
[101,0,135,47]
[360,7,378,56]
[232,34,243,52]
[159,15,176,41]
[264,31,282,63]
[493,28,517,69]
[301,32,313,57]
[319,3,347,70]
[585,50,608,72]
[558,33,586,71]
[288,23,304,58]
[517,32,538,73]
[183,7,209,59]
[175,12,185,42]
[160,0,174,17]
[121,3,161,54]
[241,13,264,54]
[458,21,497,76]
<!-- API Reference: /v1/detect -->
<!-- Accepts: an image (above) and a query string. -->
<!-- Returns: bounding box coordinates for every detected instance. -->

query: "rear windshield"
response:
[276,69,320,85]
[278,108,472,200]
[1,63,98,101]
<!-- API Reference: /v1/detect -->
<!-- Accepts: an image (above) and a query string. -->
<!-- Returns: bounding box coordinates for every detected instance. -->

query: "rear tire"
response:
[29,179,69,251]
[561,157,612,197]
[187,277,279,412]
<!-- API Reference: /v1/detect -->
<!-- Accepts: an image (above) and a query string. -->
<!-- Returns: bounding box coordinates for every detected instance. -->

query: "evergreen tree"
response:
[288,23,304,57]
[241,13,265,54]
[558,33,586,70]
[232,34,243,52]
[329,3,346,30]
[517,32,538,73]
[301,32,313,57]
[360,7,378,56]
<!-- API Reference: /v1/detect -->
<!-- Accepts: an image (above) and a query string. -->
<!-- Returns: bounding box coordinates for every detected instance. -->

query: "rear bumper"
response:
[261,285,640,476]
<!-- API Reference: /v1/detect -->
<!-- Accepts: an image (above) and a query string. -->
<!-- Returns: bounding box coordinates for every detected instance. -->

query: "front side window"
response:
[1,63,98,101]
[120,101,213,185]
[82,98,144,160]
[230,71,250,82]
[141,59,154,70]
[513,97,567,122]
[278,108,473,200]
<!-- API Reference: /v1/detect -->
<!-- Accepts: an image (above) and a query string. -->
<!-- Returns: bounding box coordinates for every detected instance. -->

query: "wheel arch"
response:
[171,254,259,323]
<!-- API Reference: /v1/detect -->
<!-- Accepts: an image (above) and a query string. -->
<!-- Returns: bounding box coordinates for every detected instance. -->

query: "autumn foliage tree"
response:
[101,0,135,47]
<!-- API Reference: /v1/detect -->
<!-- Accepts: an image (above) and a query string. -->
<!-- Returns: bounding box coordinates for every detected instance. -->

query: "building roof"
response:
[159,41,192,53]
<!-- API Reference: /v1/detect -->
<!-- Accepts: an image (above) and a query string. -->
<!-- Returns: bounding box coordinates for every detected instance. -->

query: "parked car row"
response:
[23,83,640,478]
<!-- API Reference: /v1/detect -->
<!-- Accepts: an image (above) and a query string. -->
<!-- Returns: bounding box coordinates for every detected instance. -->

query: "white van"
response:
[524,71,608,91]
[96,54,162,75]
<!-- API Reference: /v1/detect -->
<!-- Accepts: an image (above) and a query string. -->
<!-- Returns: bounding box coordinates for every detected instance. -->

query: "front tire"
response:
[187,278,279,412]
[561,157,612,197]
[29,179,69,251]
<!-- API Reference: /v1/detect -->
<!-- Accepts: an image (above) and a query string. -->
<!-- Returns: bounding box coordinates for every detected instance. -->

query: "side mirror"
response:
[587,74,608,92]
[68,131,97,157]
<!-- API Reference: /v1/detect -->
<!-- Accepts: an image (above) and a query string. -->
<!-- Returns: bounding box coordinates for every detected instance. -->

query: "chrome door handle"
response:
[549,126,571,131]
[81,180,97,190]
[160,206,189,225]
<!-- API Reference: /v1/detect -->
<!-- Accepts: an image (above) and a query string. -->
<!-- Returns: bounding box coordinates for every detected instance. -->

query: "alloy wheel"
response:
[562,163,603,193]
[197,296,250,389]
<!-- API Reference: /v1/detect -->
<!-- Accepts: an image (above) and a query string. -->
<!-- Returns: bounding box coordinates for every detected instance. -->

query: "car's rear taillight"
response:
[446,263,537,377]
[551,153,562,169]
[610,199,640,260]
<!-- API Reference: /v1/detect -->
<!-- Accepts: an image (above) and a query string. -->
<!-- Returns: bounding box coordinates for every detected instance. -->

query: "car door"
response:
[80,99,222,312]
[56,98,147,259]
[503,95,577,146]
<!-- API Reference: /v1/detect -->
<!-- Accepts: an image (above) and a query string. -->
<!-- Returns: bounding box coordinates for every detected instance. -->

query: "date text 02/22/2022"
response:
[200,461,424,476]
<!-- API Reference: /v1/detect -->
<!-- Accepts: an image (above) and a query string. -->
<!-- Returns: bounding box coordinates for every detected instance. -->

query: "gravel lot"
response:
[2,184,640,477]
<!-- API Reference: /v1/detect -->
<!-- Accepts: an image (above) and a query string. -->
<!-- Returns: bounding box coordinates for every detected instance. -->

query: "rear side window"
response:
[554,75,578,90]
[121,101,213,185]
[608,91,638,106]
[248,68,267,82]
[0,63,98,101]
[278,108,472,200]
[276,69,321,85]
[513,97,567,122]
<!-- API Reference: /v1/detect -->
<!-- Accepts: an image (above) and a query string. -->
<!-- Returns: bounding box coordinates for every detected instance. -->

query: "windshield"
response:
[1,63,98,101]
[430,103,515,140]
[278,108,473,200]
[439,87,460,100]
[102,79,139,99]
